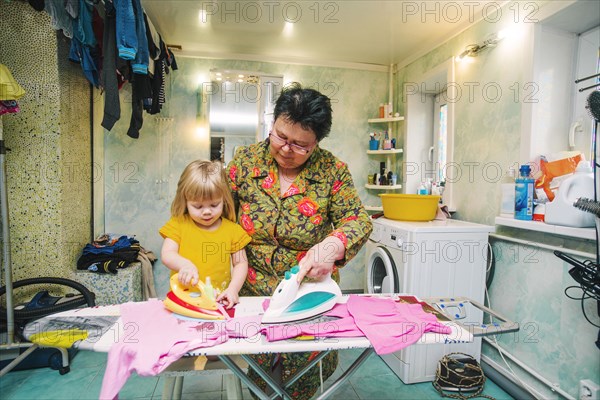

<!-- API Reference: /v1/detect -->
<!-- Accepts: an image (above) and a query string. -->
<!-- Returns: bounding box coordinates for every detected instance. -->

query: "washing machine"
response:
[365,217,494,384]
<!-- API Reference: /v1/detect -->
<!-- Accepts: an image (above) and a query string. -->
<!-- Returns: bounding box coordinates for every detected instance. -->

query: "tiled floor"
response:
[1,349,513,400]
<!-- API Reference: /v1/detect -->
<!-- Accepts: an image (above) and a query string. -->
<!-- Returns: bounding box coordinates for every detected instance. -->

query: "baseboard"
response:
[480,355,537,400]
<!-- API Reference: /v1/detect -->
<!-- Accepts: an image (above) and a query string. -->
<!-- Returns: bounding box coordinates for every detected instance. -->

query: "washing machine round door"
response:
[367,246,399,294]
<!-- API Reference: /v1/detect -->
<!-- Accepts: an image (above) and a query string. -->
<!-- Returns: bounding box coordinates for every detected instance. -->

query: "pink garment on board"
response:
[225,314,263,338]
[99,299,227,400]
[346,295,452,354]
[262,295,451,355]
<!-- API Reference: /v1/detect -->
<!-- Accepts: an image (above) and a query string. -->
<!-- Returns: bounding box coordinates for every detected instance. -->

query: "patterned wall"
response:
[0,2,92,292]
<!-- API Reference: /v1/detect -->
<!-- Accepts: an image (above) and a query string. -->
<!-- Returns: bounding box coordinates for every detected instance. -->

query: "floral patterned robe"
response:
[227,140,372,399]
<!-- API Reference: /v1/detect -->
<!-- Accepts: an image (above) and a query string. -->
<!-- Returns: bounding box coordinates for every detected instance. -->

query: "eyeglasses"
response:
[268,132,316,155]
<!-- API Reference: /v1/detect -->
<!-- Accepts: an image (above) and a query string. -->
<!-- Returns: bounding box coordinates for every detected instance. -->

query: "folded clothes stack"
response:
[77,234,140,274]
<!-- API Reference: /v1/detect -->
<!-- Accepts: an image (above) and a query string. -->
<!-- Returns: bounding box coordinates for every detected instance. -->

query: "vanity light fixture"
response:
[455,30,507,62]
[210,69,260,84]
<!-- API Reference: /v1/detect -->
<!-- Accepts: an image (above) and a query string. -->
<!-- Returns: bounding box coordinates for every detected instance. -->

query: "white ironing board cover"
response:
[40,295,473,355]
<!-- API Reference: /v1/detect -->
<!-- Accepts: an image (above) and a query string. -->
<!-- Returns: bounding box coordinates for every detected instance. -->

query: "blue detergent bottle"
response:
[514,164,534,220]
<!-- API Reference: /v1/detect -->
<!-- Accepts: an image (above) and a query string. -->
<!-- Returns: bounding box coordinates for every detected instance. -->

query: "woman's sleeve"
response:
[328,162,373,267]
[227,151,243,213]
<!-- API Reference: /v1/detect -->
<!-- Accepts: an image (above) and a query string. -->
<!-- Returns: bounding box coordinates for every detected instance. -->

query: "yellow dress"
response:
[159,216,251,291]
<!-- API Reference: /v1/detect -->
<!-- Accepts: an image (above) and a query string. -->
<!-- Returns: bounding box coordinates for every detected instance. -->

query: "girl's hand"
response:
[216,287,240,309]
[178,264,199,287]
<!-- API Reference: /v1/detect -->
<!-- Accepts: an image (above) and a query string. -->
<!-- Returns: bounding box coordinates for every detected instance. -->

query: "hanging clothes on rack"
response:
[68,0,103,87]
[27,0,178,138]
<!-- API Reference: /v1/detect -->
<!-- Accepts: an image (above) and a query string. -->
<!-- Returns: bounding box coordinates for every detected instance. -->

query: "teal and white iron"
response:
[262,265,342,324]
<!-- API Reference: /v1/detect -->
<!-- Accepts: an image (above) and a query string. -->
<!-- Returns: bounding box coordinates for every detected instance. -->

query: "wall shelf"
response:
[365,184,403,190]
[367,148,403,155]
[494,216,596,240]
[367,117,405,123]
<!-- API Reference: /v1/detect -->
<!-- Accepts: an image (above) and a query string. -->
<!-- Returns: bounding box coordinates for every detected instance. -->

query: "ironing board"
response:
[22,295,519,400]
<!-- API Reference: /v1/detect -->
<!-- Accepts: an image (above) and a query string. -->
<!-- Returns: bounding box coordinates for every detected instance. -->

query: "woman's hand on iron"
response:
[178,264,199,287]
[296,236,345,282]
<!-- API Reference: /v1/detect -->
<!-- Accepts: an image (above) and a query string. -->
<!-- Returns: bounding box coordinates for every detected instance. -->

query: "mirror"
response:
[204,71,283,164]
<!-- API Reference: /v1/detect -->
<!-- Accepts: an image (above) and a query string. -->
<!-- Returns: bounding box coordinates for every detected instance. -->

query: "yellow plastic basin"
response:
[379,194,441,221]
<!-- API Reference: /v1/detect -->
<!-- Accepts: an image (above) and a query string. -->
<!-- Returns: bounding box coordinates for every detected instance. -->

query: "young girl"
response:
[160,160,251,308]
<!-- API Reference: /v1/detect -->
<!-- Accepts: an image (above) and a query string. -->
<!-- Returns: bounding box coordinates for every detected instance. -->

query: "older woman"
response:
[227,82,372,399]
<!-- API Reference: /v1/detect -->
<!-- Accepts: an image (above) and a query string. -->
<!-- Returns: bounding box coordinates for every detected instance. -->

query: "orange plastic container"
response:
[379,194,441,221]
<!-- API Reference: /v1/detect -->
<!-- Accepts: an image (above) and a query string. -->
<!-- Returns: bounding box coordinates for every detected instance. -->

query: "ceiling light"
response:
[283,22,294,37]
[198,9,208,25]
[455,32,506,62]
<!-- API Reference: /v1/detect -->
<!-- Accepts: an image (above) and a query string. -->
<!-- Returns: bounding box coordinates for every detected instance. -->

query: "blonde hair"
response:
[171,160,236,221]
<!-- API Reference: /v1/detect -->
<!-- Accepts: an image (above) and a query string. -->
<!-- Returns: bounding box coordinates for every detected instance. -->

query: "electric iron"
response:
[261,265,342,324]
[163,273,226,320]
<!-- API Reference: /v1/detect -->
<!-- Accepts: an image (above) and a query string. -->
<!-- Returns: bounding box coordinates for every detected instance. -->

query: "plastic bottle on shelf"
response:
[382,131,392,149]
[379,104,385,118]
[545,160,595,227]
[500,168,516,218]
[417,182,428,195]
[425,178,433,195]
[514,164,534,220]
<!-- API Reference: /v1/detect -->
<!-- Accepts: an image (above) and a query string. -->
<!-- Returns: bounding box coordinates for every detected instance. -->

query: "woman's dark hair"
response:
[273,82,333,141]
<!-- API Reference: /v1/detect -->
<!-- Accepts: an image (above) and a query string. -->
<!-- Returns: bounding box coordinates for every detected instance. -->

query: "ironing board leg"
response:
[239,354,294,400]
[224,373,243,399]
[279,351,330,391]
[161,376,176,400]
[315,348,374,400]
[173,376,184,400]
[219,355,271,400]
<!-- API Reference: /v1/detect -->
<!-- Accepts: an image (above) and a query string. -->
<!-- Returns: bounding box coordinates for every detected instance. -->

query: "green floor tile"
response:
[117,372,160,399]
[5,366,100,400]
[1,348,515,400]
[0,368,32,399]
[350,372,407,399]
[180,373,223,393]
[69,350,108,369]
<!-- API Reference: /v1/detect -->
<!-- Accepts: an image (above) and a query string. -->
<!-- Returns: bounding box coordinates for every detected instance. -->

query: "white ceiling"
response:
[142,0,510,69]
